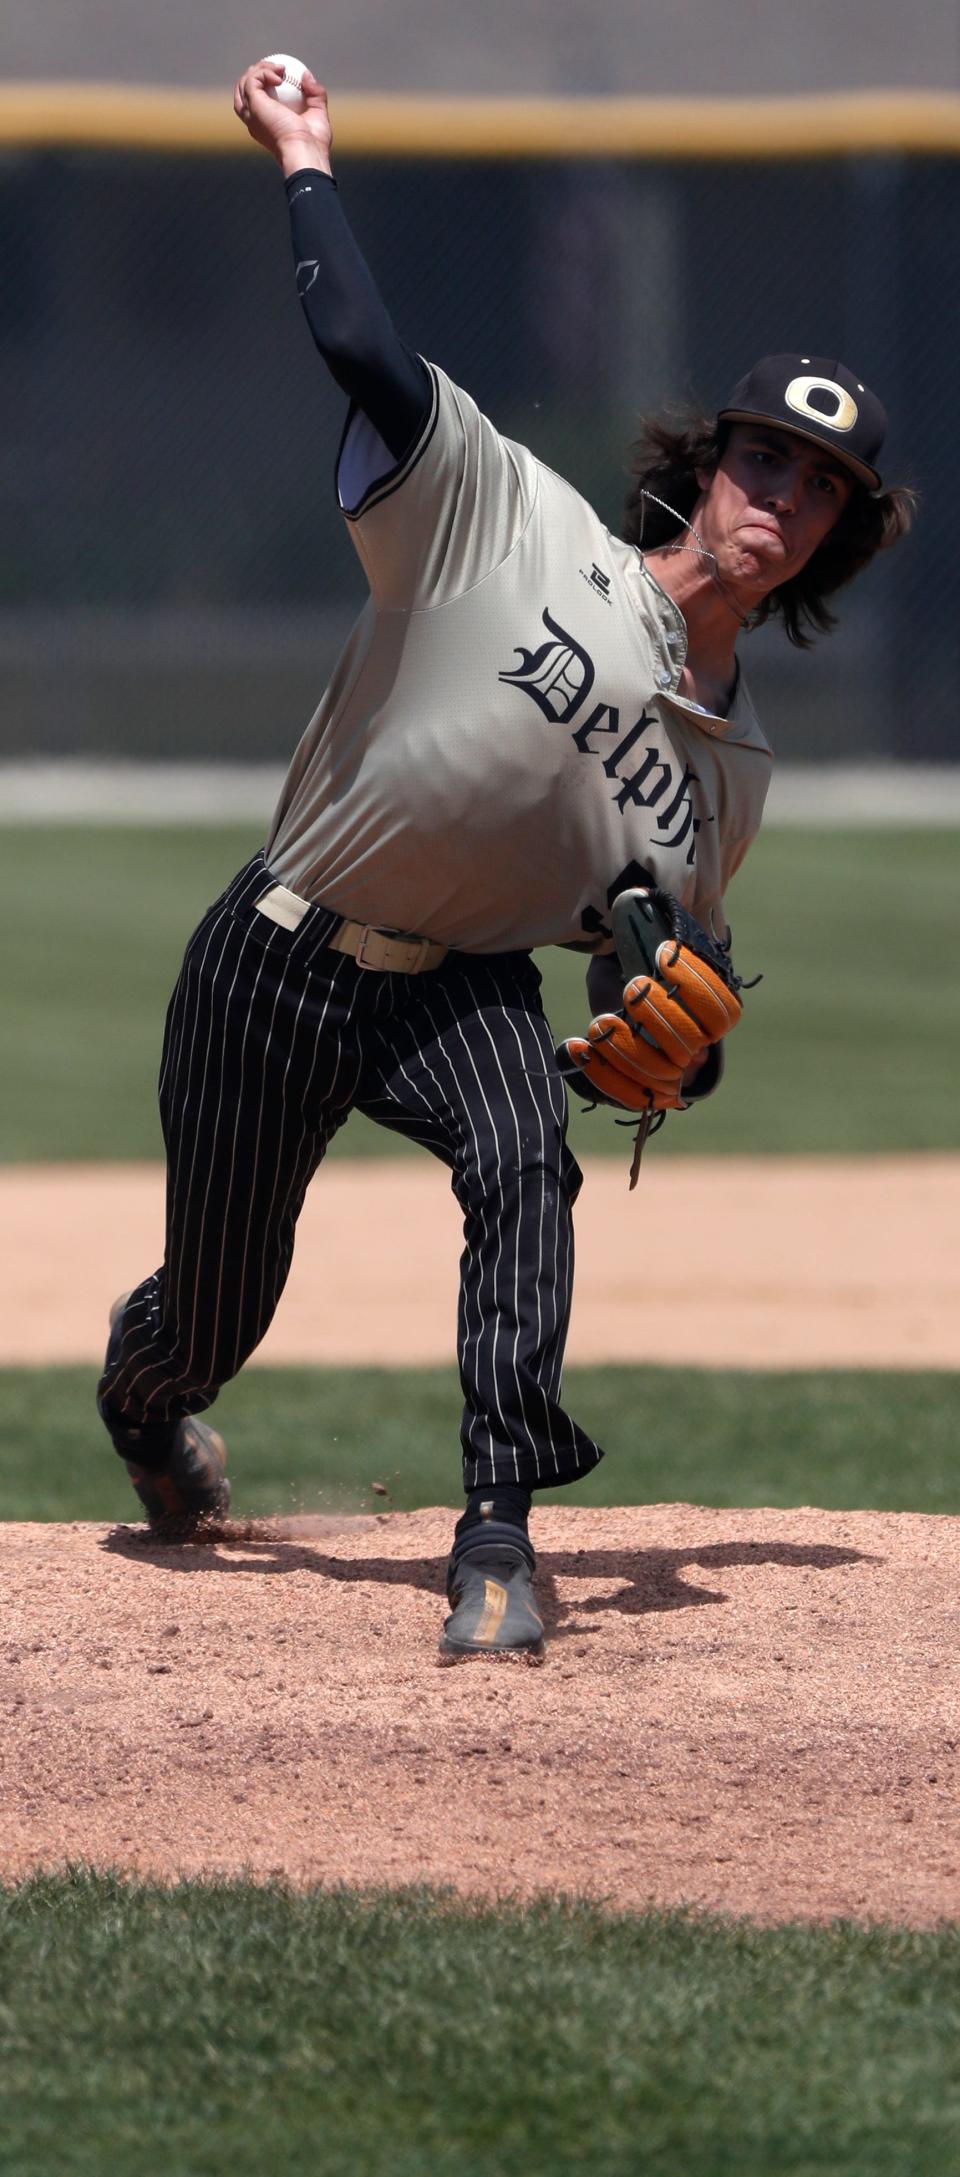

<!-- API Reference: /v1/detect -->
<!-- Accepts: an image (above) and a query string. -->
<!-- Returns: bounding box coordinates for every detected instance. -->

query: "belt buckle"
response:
[353,925,382,970]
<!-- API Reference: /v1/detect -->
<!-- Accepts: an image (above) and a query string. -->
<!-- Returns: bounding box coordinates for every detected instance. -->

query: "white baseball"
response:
[263,53,309,113]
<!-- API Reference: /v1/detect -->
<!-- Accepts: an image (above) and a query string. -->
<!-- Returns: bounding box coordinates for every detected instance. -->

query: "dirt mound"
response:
[2,1505,958,1923]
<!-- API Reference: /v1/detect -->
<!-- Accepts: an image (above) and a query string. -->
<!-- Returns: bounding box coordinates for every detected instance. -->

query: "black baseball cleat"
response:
[125,1417,231,1540]
[440,1527,544,1660]
[107,1292,230,1538]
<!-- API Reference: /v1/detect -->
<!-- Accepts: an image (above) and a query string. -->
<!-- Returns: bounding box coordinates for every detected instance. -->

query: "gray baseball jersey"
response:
[265,362,773,953]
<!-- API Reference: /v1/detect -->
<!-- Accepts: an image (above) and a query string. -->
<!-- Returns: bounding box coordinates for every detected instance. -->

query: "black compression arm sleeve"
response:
[285,169,431,463]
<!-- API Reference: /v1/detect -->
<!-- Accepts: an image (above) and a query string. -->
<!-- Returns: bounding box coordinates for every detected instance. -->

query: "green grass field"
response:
[2,824,958,1159]
[3,1362,959,1521]
[2,1874,960,2177]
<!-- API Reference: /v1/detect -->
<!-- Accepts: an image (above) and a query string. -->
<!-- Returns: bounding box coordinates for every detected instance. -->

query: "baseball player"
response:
[97,59,912,1658]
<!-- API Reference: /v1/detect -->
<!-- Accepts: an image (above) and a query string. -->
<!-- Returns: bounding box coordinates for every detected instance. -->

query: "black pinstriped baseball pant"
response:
[98,855,604,1494]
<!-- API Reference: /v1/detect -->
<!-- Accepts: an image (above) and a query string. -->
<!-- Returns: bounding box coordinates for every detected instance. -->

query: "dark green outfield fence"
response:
[2,95,958,764]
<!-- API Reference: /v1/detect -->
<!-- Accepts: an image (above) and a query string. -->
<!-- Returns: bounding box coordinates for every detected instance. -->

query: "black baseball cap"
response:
[718,354,886,490]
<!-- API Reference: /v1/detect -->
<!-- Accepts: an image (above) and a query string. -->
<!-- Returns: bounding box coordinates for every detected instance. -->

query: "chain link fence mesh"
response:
[1,146,955,765]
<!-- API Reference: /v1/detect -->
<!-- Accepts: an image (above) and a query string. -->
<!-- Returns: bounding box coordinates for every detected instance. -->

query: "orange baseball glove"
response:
[556,886,745,1121]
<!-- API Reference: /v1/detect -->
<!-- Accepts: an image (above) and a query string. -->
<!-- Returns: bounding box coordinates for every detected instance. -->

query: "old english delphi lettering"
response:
[500,608,701,861]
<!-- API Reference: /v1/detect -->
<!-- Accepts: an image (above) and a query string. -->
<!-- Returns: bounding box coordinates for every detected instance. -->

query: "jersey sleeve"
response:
[337,362,540,612]
[286,170,431,466]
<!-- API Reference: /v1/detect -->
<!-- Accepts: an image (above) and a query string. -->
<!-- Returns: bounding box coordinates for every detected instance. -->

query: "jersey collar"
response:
[635,555,772,756]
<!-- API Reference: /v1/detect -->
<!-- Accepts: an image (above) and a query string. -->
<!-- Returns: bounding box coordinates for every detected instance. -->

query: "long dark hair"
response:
[622,412,916,647]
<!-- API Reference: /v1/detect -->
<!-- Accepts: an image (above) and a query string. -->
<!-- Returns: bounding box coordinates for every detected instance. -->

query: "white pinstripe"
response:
[245,972,312,1368]
[192,938,272,1387]
[111,892,266,1411]
[462,999,540,1481]
[114,901,239,1410]
[483,969,568,1466]
[480,972,566,1473]
[250,947,365,1351]
[418,987,510,1475]
[165,907,235,1256]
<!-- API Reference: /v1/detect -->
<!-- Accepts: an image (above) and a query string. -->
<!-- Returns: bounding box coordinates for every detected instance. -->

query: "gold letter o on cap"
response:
[784,375,859,434]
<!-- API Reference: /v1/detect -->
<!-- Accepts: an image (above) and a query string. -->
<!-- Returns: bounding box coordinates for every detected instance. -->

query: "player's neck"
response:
[645,544,748,695]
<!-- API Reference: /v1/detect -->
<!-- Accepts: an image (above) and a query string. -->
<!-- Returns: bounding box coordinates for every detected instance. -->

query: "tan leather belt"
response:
[253,884,447,974]
[329,922,448,973]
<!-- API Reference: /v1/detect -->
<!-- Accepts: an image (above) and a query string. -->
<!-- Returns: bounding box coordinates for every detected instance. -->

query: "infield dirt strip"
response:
[2,1153,959,1367]
[3,1154,960,1920]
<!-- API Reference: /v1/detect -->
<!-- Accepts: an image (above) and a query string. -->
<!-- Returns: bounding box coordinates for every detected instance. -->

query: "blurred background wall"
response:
[2,6,957,770]
[6,0,959,94]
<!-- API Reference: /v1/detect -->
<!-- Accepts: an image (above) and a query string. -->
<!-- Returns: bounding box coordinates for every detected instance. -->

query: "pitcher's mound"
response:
[2,1505,957,1924]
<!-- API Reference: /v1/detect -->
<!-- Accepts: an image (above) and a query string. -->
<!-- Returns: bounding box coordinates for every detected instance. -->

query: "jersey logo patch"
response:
[498,607,595,723]
[580,563,613,604]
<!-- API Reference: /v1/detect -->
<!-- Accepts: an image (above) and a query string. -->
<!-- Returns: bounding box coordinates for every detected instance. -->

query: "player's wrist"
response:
[278,138,333,180]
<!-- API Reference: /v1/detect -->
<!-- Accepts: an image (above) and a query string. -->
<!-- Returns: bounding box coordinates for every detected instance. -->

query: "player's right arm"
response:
[233,58,430,464]
[233,58,536,611]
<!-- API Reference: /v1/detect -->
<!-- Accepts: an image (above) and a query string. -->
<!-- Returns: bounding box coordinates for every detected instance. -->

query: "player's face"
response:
[694,424,854,596]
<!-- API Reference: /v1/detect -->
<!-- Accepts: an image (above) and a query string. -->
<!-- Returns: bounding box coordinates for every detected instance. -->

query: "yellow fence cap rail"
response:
[1,83,960,158]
